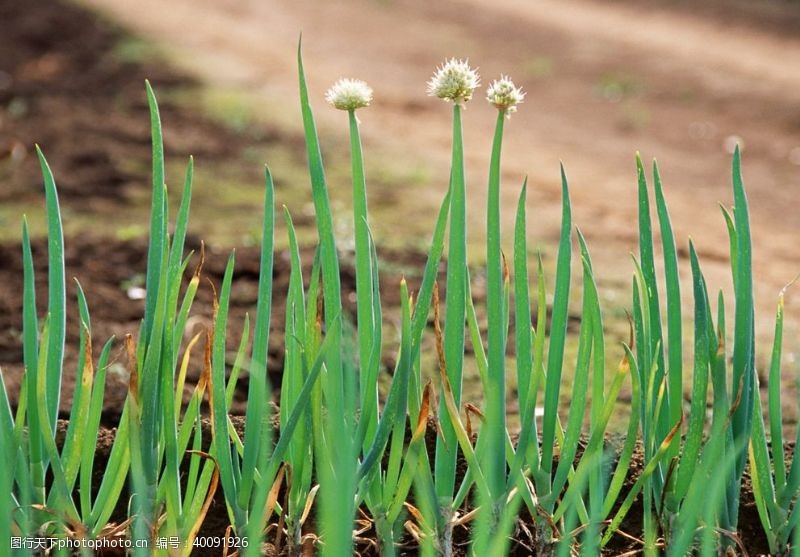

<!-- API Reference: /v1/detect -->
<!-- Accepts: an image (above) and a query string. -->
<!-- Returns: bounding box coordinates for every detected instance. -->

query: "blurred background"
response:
[1,0,799,424]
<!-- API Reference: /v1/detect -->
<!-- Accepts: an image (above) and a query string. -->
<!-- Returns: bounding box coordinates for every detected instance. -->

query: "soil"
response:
[0,0,269,207]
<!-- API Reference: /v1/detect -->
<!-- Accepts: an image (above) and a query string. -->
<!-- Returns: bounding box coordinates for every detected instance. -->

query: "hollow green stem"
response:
[485,110,507,502]
[435,103,467,503]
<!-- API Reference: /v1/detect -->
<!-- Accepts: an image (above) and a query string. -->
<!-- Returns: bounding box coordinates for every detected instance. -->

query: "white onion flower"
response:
[325,78,373,111]
[486,75,525,117]
[427,58,480,105]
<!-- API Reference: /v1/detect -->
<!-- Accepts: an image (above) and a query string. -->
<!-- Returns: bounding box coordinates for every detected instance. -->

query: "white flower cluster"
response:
[426,58,481,105]
[325,60,524,117]
[486,75,525,116]
[325,78,373,111]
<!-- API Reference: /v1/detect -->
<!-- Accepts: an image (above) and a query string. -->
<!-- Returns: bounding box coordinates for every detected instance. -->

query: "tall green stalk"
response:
[435,103,467,504]
[729,146,755,526]
[652,162,682,461]
[297,41,355,557]
[484,111,507,503]
[348,109,378,446]
[36,147,65,434]
[239,165,275,512]
[540,165,572,498]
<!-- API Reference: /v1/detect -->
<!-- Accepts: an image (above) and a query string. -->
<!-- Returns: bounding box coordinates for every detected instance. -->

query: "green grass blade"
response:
[389,378,434,519]
[0,383,12,549]
[602,399,680,546]
[61,282,93,494]
[358,299,413,477]
[437,361,490,503]
[210,252,245,528]
[21,216,38,410]
[510,255,547,490]
[89,402,130,532]
[0,367,16,479]
[465,270,488,388]
[161,337,183,532]
[21,217,44,506]
[356,229,387,453]
[550,251,595,506]
[35,318,79,522]
[366,223,385,419]
[514,180,532,405]
[297,41,343,365]
[239,167,275,511]
[411,188,451,349]
[79,338,112,520]
[168,157,193,274]
[166,158,194,336]
[297,43,353,555]
[786,504,800,550]
[166,157,195,360]
[172,270,200,375]
[652,161,682,460]
[136,248,170,510]
[128,373,149,556]
[281,207,311,504]
[784,369,800,508]
[709,290,730,434]
[636,155,666,441]
[750,393,779,544]
[669,431,740,556]
[768,289,787,493]
[720,204,738,294]
[673,242,710,501]
[271,318,339,472]
[709,291,738,531]
[784,421,800,511]
[35,147,66,432]
[507,181,539,487]
[541,164,572,487]
[602,347,641,516]
[631,277,647,414]
[554,344,628,522]
[730,146,755,492]
[747,288,791,552]
[578,229,606,515]
[183,416,204,511]
[142,80,167,347]
[383,280,412,502]
[485,111,507,500]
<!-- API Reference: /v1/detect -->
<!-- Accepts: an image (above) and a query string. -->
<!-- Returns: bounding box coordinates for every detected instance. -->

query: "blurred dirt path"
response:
[484,0,800,96]
[79,0,800,342]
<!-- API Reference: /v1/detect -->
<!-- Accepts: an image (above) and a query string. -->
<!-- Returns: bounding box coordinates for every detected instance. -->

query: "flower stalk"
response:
[425,58,480,553]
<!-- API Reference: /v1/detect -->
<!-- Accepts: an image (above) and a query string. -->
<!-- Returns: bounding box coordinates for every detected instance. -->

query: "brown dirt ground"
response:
[0,0,274,207]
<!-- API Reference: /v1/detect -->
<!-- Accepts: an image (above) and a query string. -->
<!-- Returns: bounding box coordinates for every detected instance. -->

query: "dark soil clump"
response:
[0,0,268,206]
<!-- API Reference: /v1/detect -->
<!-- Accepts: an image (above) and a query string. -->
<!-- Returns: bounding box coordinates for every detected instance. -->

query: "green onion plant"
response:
[0,40,796,557]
